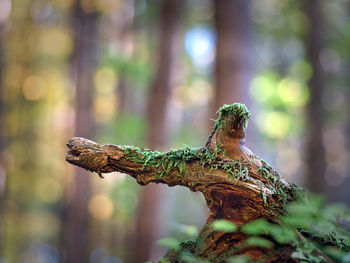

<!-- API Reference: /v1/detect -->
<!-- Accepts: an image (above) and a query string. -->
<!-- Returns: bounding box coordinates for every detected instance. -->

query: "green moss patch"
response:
[215,103,251,130]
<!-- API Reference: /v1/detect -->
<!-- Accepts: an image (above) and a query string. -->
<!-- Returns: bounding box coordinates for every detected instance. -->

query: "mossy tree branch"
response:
[66,103,308,262]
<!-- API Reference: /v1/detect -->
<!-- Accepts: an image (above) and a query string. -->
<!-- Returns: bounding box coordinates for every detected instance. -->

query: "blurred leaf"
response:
[244,237,274,249]
[242,218,296,244]
[157,237,180,250]
[282,214,312,228]
[212,220,237,232]
[286,201,317,217]
[180,252,210,263]
[322,246,345,261]
[291,251,310,261]
[179,225,198,237]
[241,218,270,235]
[227,255,252,263]
[269,226,297,244]
[322,204,348,220]
[307,195,325,210]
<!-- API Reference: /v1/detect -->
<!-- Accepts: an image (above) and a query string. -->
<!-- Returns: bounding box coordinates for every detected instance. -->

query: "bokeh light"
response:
[277,78,309,107]
[89,194,114,221]
[39,27,73,58]
[22,75,46,101]
[185,27,215,68]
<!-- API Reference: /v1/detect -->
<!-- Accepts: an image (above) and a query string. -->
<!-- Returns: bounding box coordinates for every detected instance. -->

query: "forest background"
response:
[0,0,349,262]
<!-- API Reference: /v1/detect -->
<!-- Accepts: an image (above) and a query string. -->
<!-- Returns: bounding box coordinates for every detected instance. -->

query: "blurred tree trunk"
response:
[328,3,350,205]
[212,0,257,150]
[133,0,183,262]
[0,10,6,257]
[213,0,252,116]
[304,0,327,194]
[0,22,4,154]
[62,2,99,262]
[116,0,134,114]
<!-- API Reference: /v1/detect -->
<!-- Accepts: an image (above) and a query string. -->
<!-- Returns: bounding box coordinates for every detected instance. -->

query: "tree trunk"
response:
[62,2,99,262]
[133,0,184,262]
[0,10,6,257]
[116,0,134,114]
[0,21,4,154]
[304,0,327,194]
[213,0,251,116]
[65,103,337,262]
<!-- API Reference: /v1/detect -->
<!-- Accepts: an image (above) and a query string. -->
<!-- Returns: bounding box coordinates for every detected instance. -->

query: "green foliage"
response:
[239,194,350,261]
[179,252,210,263]
[177,225,199,238]
[212,220,237,232]
[283,195,350,253]
[158,237,210,263]
[227,255,252,263]
[157,237,181,250]
[241,218,271,235]
[167,194,350,262]
[244,237,274,249]
[242,218,297,244]
[291,241,327,263]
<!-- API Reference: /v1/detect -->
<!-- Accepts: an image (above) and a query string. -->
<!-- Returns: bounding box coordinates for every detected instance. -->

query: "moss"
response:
[205,103,251,148]
[215,103,251,130]
[120,144,300,206]
[120,145,251,181]
[121,145,202,176]
[255,157,303,206]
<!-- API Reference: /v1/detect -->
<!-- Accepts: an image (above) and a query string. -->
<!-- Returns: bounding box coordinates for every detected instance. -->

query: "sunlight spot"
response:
[250,75,275,102]
[259,111,291,138]
[93,95,117,124]
[22,76,46,101]
[185,27,215,68]
[172,80,212,108]
[277,78,308,107]
[89,194,114,221]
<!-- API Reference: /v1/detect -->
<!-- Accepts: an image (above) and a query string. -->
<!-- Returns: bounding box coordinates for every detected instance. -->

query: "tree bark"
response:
[62,2,99,262]
[304,0,327,193]
[65,103,308,262]
[213,0,252,116]
[134,0,184,261]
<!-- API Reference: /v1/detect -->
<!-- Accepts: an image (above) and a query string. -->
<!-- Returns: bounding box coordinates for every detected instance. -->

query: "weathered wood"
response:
[65,103,333,262]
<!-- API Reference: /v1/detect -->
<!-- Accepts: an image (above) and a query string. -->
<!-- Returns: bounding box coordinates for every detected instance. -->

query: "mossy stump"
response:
[65,103,336,262]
